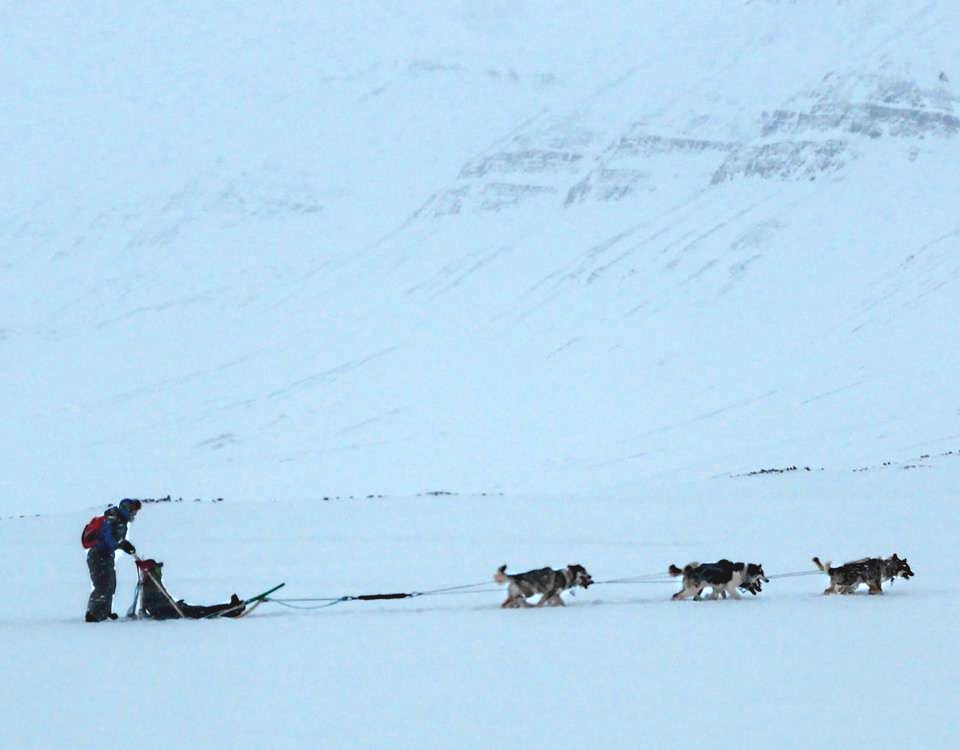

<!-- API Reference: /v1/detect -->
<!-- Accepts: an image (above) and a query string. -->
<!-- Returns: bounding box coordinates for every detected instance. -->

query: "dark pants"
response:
[86,549,116,620]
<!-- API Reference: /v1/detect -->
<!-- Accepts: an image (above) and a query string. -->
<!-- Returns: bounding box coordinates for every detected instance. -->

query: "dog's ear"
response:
[497,564,507,574]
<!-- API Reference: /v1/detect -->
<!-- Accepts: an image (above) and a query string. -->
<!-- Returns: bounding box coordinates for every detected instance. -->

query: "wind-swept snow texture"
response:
[1,2,959,748]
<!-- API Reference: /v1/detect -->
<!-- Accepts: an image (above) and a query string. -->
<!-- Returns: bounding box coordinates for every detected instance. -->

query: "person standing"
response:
[85,498,141,622]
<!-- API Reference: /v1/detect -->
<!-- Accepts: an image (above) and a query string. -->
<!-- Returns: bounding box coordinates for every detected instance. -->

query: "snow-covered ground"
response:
[2,2,959,748]
[2,461,956,749]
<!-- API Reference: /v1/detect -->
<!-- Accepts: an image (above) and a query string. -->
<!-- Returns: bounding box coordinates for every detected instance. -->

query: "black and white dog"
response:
[494,564,593,608]
[668,559,769,600]
[813,554,914,595]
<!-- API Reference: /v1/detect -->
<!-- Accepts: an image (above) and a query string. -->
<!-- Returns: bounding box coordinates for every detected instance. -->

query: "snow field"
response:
[2,462,956,749]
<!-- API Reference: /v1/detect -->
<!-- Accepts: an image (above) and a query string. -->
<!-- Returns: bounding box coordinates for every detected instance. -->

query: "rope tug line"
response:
[766,570,824,580]
[260,568,826,611]
[267,581,497,610]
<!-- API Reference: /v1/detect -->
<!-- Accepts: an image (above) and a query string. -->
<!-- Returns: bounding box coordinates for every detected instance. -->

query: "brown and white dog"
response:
[668,559,768,601]
[494,564,593,608]
[813,554,914,595]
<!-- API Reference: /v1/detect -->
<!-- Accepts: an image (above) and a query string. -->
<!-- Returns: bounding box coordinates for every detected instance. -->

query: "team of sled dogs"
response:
[493,553,915,607]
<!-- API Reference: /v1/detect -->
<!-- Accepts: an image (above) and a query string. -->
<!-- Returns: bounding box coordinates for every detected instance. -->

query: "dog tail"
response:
[494,564,509,585]
[668,564,684,577]
[812,556,830,573]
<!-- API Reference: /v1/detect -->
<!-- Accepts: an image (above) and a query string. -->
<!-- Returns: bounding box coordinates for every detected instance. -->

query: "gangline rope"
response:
[260,568,826,610]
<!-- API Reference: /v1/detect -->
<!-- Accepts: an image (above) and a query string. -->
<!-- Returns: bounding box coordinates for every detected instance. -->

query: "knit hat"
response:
[118,498,142,520]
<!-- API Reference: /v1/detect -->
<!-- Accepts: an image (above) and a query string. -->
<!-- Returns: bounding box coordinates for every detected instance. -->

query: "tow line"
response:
[241,570,828,614]
[266,581,497,610]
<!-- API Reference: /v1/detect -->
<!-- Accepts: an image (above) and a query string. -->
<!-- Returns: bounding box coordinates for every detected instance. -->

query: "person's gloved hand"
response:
[118,540,136,555]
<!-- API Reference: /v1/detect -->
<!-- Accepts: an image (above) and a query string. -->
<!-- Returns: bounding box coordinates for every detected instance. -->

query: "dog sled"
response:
[127,557,284,620]
[112,550,914,622]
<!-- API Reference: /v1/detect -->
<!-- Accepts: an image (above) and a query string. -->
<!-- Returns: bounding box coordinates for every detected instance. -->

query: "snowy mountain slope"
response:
[2,2,960,512]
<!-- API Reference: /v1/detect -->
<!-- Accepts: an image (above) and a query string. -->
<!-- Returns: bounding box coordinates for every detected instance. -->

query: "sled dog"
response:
[493,564,593,608]
[812,554,914,595]
[668,559,768,601]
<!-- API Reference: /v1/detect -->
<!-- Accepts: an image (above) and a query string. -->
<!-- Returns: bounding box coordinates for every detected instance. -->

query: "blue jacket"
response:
[92,505,131,554]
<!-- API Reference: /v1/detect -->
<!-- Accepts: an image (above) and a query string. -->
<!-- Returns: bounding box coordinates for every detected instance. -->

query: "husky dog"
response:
[812,554,914,595]
[668,559,769,601]
[493,564,593,608]
[721,563,768,598]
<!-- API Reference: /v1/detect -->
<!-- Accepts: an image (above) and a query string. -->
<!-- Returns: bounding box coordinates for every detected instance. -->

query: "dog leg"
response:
[727,586,742,600]
[535,590,563,607]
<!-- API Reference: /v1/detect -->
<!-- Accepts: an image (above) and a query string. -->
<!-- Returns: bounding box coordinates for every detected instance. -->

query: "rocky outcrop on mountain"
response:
[711,140,848,183]
[414,74,956,218]
[762,74,959,139]
[459,149,583,179]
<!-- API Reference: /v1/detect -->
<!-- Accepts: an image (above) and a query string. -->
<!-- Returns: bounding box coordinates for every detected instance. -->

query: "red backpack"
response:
[81,515,106,549]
